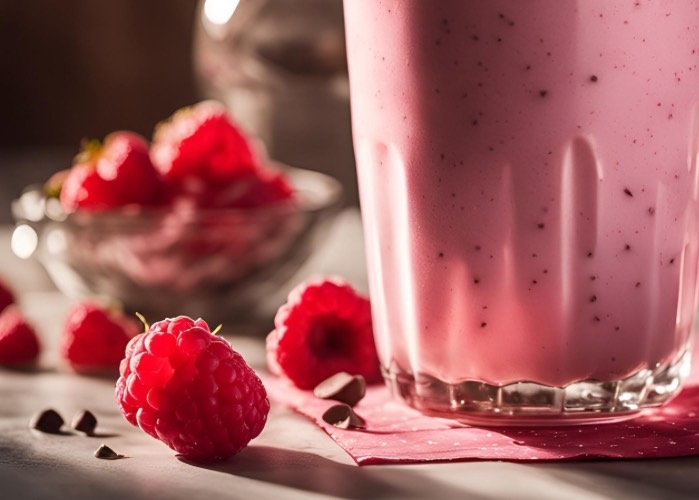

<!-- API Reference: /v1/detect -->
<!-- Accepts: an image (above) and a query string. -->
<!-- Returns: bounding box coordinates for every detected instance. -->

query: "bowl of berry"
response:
[11,101,343,322]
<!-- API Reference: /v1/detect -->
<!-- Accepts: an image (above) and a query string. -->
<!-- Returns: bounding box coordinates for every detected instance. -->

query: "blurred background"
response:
[0,0,356,223]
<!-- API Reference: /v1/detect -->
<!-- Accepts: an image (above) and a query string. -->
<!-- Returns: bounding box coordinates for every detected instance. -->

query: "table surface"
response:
[2,209,699,500]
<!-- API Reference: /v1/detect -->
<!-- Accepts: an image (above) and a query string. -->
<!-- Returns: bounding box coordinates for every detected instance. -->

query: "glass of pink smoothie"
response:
[344,0,699,424]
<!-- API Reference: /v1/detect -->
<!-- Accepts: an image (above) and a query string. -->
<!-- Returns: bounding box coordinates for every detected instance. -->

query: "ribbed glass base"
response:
[384,350,692,426]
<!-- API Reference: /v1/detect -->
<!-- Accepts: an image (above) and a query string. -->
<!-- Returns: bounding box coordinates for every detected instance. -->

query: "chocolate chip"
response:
[314,372,367,407]
[71,410,97,435]
[94,444,124,460]
[30,409,64,434]
[322,404,366,430]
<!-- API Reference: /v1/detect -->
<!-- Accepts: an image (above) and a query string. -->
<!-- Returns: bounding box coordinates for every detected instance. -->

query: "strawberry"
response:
[150,101,258,198]
[0,306,41,367]
[60,163,119,212]
[59,132,166,212]
[60,302,140,374]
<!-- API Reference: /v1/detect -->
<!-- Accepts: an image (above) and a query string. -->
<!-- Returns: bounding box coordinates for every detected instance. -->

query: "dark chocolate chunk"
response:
[322,404,367,430]
[94,444,124,460]
[30,409,64,434]
[314,372,367,407]
[71,410,98,435]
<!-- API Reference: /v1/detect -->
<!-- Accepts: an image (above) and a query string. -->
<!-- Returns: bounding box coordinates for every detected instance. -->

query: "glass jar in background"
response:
[193,0,356,205]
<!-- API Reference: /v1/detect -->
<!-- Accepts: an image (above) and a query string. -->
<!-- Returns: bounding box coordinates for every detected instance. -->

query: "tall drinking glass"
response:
[344,0,699,424]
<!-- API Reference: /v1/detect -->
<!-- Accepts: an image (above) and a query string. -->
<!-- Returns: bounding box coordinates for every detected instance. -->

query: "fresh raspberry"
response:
[150,101,258,191]
[60,302,140,374]
[115,316,269,462]
[0,277,15,315]
[0,306,41,367]
[59,132,166,213]
[266,279,382,390]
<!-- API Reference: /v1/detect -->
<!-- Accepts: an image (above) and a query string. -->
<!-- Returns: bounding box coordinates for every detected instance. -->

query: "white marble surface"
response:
[2,210,699,500]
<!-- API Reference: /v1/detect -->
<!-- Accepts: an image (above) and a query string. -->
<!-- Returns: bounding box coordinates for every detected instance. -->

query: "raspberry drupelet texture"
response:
[266,279,382,390]
[116,316,269,462]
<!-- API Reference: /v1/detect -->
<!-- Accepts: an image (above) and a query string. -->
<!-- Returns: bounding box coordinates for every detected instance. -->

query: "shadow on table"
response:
[534,456,699,500]
[183,446,488,500]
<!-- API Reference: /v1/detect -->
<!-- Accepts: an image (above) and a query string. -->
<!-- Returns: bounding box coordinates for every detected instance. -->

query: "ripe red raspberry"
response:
[151,101,258,190]
[59,132,166,213]
[60,302,140,374]
[266,279,382,390]
[0,277,15,315]
[115,316,269,462]
[0,306,41,367]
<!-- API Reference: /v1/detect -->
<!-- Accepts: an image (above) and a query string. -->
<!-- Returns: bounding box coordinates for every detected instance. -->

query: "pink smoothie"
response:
[345,0,699,389]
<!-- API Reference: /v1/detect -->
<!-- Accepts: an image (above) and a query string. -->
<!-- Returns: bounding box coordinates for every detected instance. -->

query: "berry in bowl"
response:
[12,101,343,323]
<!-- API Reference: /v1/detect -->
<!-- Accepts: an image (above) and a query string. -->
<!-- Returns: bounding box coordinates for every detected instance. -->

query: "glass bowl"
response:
[11,165,343,324]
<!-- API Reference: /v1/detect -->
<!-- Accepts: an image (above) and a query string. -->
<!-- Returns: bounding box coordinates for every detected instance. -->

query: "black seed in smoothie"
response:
[590,275,597,281]
[537,223,545,229]
[587,252,594,258]
[472,119,479,126]
[473,278,480,284]
[615,326,620,331]
[543,269,549,274]
[648,206,656,216]
[590,75,599,82]
[670,257,676,264]
[624,244,631,251]
[482,306,488,310]
[635,281,641,287]
[475,245,481,251]
[472,35,480,41]
[480,322,488,328]
[593,315,601,322]
[438,252,444,258]
[590,295,598,303]
[539,90,549,97]
[611,356,617,362]
[532,280,538,285]
[624,187,634,197]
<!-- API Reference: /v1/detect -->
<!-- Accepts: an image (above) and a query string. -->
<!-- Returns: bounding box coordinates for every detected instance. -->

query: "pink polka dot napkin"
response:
[264,351,699,465]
